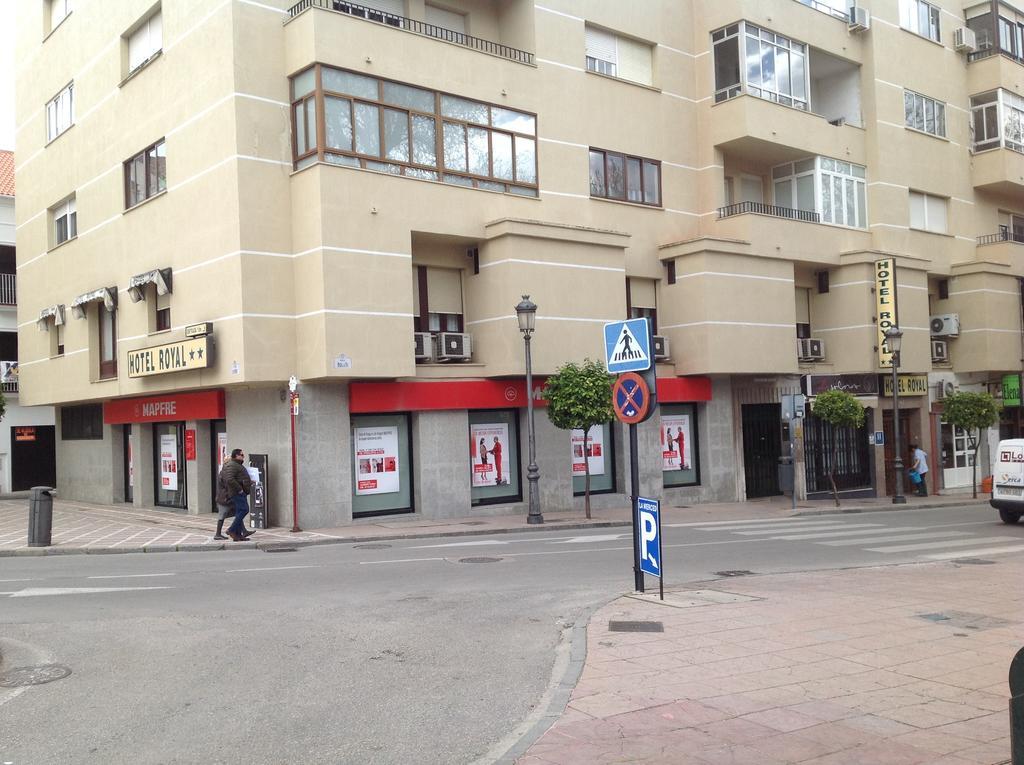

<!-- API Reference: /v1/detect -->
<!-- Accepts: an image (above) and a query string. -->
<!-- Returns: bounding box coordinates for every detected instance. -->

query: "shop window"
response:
[61,404,103,440]
[352,413,413,516]
[661,404,700,487]
[470,409,522,505]
[572,422,616,496]
[154,422,186,508]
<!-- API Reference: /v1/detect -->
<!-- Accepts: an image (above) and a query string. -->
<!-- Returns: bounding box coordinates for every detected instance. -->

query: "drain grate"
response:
[353,543,392,550]
[263,547,297,553]
[458,557,502,564]
[952,558,996,565]
[0,664,72,687]
[608,620,664,633]
[715,570,755,578]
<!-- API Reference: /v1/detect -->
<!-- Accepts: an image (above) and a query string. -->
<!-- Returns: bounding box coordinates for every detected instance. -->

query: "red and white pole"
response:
[289,376,301,533]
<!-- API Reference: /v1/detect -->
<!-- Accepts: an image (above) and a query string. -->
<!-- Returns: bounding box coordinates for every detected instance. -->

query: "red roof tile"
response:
[0,151,13,196]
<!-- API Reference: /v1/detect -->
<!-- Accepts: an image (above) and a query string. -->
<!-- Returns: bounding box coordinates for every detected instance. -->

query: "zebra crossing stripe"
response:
[710,521,865,533]
[819,531,967,547]
[735,523,880,536]
[771,526,914,541]
[922,543,1024,560]
[866,536,1019,553]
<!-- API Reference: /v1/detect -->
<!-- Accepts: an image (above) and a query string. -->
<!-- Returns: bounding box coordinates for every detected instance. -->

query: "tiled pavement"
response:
[517,558,1019,765]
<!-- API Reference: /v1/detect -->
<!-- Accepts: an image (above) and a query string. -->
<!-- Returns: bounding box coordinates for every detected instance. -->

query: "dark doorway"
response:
[804,409,873,495]
[742,403,782,498]
[882,410,912,496]
[123,424,133,503]
[210,419,226,512]
[11,425,56,491]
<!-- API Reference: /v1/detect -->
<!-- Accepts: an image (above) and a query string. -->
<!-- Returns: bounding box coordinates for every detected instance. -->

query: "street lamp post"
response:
[515,295,544,525]
[886,326,906,505]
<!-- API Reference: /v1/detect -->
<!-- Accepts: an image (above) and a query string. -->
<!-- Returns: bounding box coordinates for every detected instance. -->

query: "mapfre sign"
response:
[126,337,210,378]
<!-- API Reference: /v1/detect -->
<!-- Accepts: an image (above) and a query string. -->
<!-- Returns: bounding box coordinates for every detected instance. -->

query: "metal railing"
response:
[978,230,1024,245]
[717,201,821,223]
[0,273,15,305]
[968,45,1024,66]
[287,0,534,64]
[794,0,848,22]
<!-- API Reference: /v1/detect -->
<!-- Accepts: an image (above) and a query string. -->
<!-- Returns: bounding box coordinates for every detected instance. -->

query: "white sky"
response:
[0,2,16,151]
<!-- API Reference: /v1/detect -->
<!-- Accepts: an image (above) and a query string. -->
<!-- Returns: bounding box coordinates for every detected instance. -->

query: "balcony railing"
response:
[0,273,14,305]
[794,0,848,22]
[1,361,17,394]
[977,230,1024,246]
[287,0,534,65]
[717,201,821,223]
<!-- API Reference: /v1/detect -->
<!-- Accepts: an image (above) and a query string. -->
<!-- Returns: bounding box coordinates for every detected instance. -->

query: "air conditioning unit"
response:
[414,332,434,362]
[797,337,826,361]
[935,380,956,400]
[930,313,960,337]
[652,335,670,361]
[848,6,870,32]
[954,26,977,52]
[435,332,472,361]
[931,339,949,363]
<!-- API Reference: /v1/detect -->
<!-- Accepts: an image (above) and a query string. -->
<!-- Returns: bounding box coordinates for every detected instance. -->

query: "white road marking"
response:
[819,531,968,546]
[87,573,178,579]
[695,521,864,532]
[0,586,173,598]
[866,536,1020,553]
[664,517,812,528]
[360,557,446,565]
[548,534,629,544]
[0,578,34,583]
[224,565,320,573]
[923,544,1024,560]
[735,524,881,536]
[771,526,914,540]
[409,540,513,549]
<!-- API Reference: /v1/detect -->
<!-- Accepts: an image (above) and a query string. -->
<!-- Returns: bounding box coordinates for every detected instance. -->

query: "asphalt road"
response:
[0,503,1019,764]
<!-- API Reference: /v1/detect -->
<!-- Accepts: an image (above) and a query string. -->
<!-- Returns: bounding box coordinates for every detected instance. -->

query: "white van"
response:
[991,439,1024,524]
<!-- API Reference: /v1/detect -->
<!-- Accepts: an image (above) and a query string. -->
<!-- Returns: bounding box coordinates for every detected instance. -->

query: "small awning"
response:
[127,267,172,302]
[71,286,117,318]
[36,304,66,331]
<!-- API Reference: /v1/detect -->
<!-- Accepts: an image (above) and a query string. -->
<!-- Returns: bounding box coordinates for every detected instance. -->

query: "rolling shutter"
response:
[425,4,466,33]
[585,25,617,66]
[426,268,463,314]
[629,278,657,309]
[617,36,653,85]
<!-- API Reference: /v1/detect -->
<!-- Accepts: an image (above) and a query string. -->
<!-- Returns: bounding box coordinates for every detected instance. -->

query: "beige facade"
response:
[13,0,1024,520]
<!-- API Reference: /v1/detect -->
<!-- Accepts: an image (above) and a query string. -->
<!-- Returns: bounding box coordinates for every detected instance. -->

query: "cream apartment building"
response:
[13,0,1024,525]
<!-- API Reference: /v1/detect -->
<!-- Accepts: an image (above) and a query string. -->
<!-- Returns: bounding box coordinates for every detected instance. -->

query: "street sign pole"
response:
[630,422,643,593]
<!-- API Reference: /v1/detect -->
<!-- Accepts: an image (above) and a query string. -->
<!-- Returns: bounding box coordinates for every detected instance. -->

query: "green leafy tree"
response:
[543,359,615,519]
[0,391,6,422]
[942,391,1000,499]
[812,390,866,507]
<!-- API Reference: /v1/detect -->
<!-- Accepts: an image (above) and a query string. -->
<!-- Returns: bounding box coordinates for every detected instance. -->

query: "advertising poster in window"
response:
[570,425,605,476]
[354,426,400,495]
[160,433,178,490]
[217,432,228,469]
[661,415,692,472]
[470,422,511,487]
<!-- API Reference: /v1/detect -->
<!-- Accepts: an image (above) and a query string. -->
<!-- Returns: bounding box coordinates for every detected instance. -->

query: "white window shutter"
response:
[425,5,465,33]
[150,11,162,50]
[926,194,947,232]
[128,22,148,71]
[617,36,652,85]
[909,191,926,229]
[426,268,463,314]
[629,278,657,309]
[361,0,404,16]
[585,26,617,66]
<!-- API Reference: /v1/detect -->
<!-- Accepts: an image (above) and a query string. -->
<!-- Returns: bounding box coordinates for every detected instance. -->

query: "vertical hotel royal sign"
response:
[874,258,898,368]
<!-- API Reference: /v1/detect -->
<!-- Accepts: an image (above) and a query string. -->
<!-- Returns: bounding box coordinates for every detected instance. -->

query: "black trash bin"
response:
[28,486,56,547]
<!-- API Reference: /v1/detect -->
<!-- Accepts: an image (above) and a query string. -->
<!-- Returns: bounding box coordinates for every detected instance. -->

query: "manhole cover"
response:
[458,557,502,564]
[952,558,996,565]
[0,664,72,687]
[353,543,392,550]
[263,547,297,553]
[608,620,664,633]
[715,570,755,577]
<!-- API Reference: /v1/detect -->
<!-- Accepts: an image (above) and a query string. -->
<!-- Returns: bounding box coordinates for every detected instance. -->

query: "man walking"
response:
[217,448,254,541]
[909,442,929,497]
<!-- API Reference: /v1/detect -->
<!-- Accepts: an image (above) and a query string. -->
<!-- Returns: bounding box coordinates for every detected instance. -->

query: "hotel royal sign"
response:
[126,336,211,378]
[874,257,897,368]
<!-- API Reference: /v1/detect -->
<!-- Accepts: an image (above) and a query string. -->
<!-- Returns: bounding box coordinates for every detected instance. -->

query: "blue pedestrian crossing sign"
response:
[604,318,651,374]
[637,497,661,578]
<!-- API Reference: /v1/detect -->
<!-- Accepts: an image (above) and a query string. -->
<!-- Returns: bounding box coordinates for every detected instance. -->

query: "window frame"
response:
[46,82,74,143]
[903,89,946,138]
[711,23,809,111]
[61,403,103,440]
[289,64,539,196]
[51,195,77,247]
[47,0,72,36]
[98,304,118,380]
[588,147,662,207]
[125,8,163,77]
[123,138,167,209]
[909,190,949,234]
[899,0,941,42]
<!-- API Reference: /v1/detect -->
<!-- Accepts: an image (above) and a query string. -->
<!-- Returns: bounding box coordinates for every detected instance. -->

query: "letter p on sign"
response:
[637,497,661,578]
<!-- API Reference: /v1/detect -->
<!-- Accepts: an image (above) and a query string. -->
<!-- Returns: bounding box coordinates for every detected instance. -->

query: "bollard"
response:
[1011,646,1024,764]
[27,486,56,548]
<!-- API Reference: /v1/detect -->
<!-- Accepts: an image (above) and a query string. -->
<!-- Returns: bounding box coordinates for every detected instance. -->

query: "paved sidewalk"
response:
[517,558,1018,765]
[0,493,988,555]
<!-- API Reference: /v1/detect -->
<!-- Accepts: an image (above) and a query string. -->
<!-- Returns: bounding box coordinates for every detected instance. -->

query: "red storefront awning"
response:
[103,390,225,424]
[349,377,711,414]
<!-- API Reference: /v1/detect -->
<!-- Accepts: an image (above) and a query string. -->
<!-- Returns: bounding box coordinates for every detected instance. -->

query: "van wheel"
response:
[999,510,1022,525]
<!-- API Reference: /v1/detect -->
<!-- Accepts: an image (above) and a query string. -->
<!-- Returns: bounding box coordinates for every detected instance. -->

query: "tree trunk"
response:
[829,430,840,507]
[583,428,592,519]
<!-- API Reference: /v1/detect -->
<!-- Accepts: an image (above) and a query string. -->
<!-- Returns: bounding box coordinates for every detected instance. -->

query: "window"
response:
[51,195,76,247]
[46,83,73,142]
[627,277,658,332]
[98,304,117,379]
[589,149,660,206]
[48,0,72,33]
[909,190,948,233]
[413,265,464,333]
[899,0,940,42]
[817,270,829,294]
[292,65,538,196]
[584,25,653,86]
[771,156,867,228]
[126,9,162,75]
[771,157,815,213]
[971,89,1024,154]
[425,4,465,35]
[61,404,103,440]
[666,259,676,285]
[904,90,946,137]
[154,287,170,332]
[351,413,414,516]
[938,279,949,299]
[124,139,166,208]
[470,410,522,506]
[52,322,65,357]
[662,404,700,487]
[712,23,808,110]
[572,423,616,497]
[795,287,811,337]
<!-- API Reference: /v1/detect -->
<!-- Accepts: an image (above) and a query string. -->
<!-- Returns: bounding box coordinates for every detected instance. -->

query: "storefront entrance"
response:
[210,419,227,511]
[882,410,912,496]
[741,403,782,498]
[154,422,187,509]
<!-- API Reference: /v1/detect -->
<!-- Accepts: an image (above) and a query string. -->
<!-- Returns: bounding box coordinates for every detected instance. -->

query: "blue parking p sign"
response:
[637,497,661,578]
